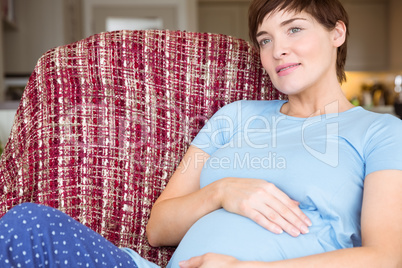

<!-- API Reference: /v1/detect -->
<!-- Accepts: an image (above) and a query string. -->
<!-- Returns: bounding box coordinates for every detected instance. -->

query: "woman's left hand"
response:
[179,253,240,268]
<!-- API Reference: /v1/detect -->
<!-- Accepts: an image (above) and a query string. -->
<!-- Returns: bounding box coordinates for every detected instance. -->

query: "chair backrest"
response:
[0,30,283,266]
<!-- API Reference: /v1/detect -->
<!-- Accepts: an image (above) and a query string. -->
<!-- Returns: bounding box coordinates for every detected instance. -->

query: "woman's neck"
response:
[281,88,354,118]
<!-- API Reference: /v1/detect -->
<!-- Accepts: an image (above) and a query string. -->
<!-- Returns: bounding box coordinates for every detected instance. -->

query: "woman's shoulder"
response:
[353,107,402,130]
[350,108,402,149]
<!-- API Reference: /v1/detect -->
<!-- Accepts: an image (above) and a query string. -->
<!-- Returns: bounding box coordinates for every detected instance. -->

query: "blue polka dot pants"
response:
[0,203,138,268]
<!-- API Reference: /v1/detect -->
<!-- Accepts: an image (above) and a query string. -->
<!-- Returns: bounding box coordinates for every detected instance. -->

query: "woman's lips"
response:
[276,63,301,76]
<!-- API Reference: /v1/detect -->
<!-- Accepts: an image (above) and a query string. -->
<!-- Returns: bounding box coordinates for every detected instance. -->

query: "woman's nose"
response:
[273,40,289,59]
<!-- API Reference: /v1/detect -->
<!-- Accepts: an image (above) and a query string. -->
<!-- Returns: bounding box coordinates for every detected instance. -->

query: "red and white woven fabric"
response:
[0,30,284,267]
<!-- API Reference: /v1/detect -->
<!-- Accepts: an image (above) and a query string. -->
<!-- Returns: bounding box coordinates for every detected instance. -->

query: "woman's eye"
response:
[259,39,271,46]
[289,27,301,34]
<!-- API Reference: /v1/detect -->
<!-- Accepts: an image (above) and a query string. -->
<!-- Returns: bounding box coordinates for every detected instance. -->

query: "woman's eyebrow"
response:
[256,31,268,38]
[280,17,307,27]
[256,17,307,38]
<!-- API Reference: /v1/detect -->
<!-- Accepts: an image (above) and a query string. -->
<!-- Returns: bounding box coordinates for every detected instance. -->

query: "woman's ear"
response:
[333,20,347,48]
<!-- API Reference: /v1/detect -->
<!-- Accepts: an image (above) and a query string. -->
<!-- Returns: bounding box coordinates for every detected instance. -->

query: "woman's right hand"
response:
[147,146,312,247]
[217,177,312,237]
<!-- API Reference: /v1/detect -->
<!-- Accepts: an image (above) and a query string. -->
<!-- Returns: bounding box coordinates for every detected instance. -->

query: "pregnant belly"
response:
[167,209,333,268]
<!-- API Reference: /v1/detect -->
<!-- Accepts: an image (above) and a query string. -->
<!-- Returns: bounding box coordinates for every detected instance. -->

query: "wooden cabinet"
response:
[2,0,17,29]
[0,0,16,102]
[341,0,389,71]
[0,19,4,102]
[0,0,83,101]
[198,0,251,42]
[389,0,402,70]
[3,0,66,75]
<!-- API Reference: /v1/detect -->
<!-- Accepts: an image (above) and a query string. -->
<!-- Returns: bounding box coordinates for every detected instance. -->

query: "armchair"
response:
[0,30,283,267]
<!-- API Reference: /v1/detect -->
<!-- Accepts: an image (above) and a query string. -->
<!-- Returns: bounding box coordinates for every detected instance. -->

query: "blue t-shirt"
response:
[167,100,402,267]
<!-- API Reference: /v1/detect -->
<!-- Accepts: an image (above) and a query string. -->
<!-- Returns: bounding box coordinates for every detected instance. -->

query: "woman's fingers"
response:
[254,201,307,237]
[179,253,240,268]
[240,182,311,236]
[247,209,284,234]
[220,177,312,236]
[266,183,312,227]
[259,183,312,236]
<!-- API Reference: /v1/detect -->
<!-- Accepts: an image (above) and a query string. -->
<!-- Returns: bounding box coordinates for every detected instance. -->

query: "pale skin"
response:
[146,9,402,268]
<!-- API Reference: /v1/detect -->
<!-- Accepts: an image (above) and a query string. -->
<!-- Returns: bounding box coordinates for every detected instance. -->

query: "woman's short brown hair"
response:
[248,0,349,83]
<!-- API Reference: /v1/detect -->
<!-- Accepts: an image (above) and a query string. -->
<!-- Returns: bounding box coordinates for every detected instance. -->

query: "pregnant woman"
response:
[1,0,401,267]
[147,0,402,267]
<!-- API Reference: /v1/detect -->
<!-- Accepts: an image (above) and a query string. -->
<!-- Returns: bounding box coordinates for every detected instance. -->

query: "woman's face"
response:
[256,10,343,96]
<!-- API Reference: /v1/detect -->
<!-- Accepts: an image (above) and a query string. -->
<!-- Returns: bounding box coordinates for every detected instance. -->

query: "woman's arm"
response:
[146,145,215,247]
[179,169,402,267]
[146,145,311,247]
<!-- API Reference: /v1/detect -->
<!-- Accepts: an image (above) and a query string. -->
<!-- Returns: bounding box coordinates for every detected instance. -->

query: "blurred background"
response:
[0,0,401,146]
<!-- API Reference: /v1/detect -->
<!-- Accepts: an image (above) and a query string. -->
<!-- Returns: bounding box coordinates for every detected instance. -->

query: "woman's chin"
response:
[274,86,303,97]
